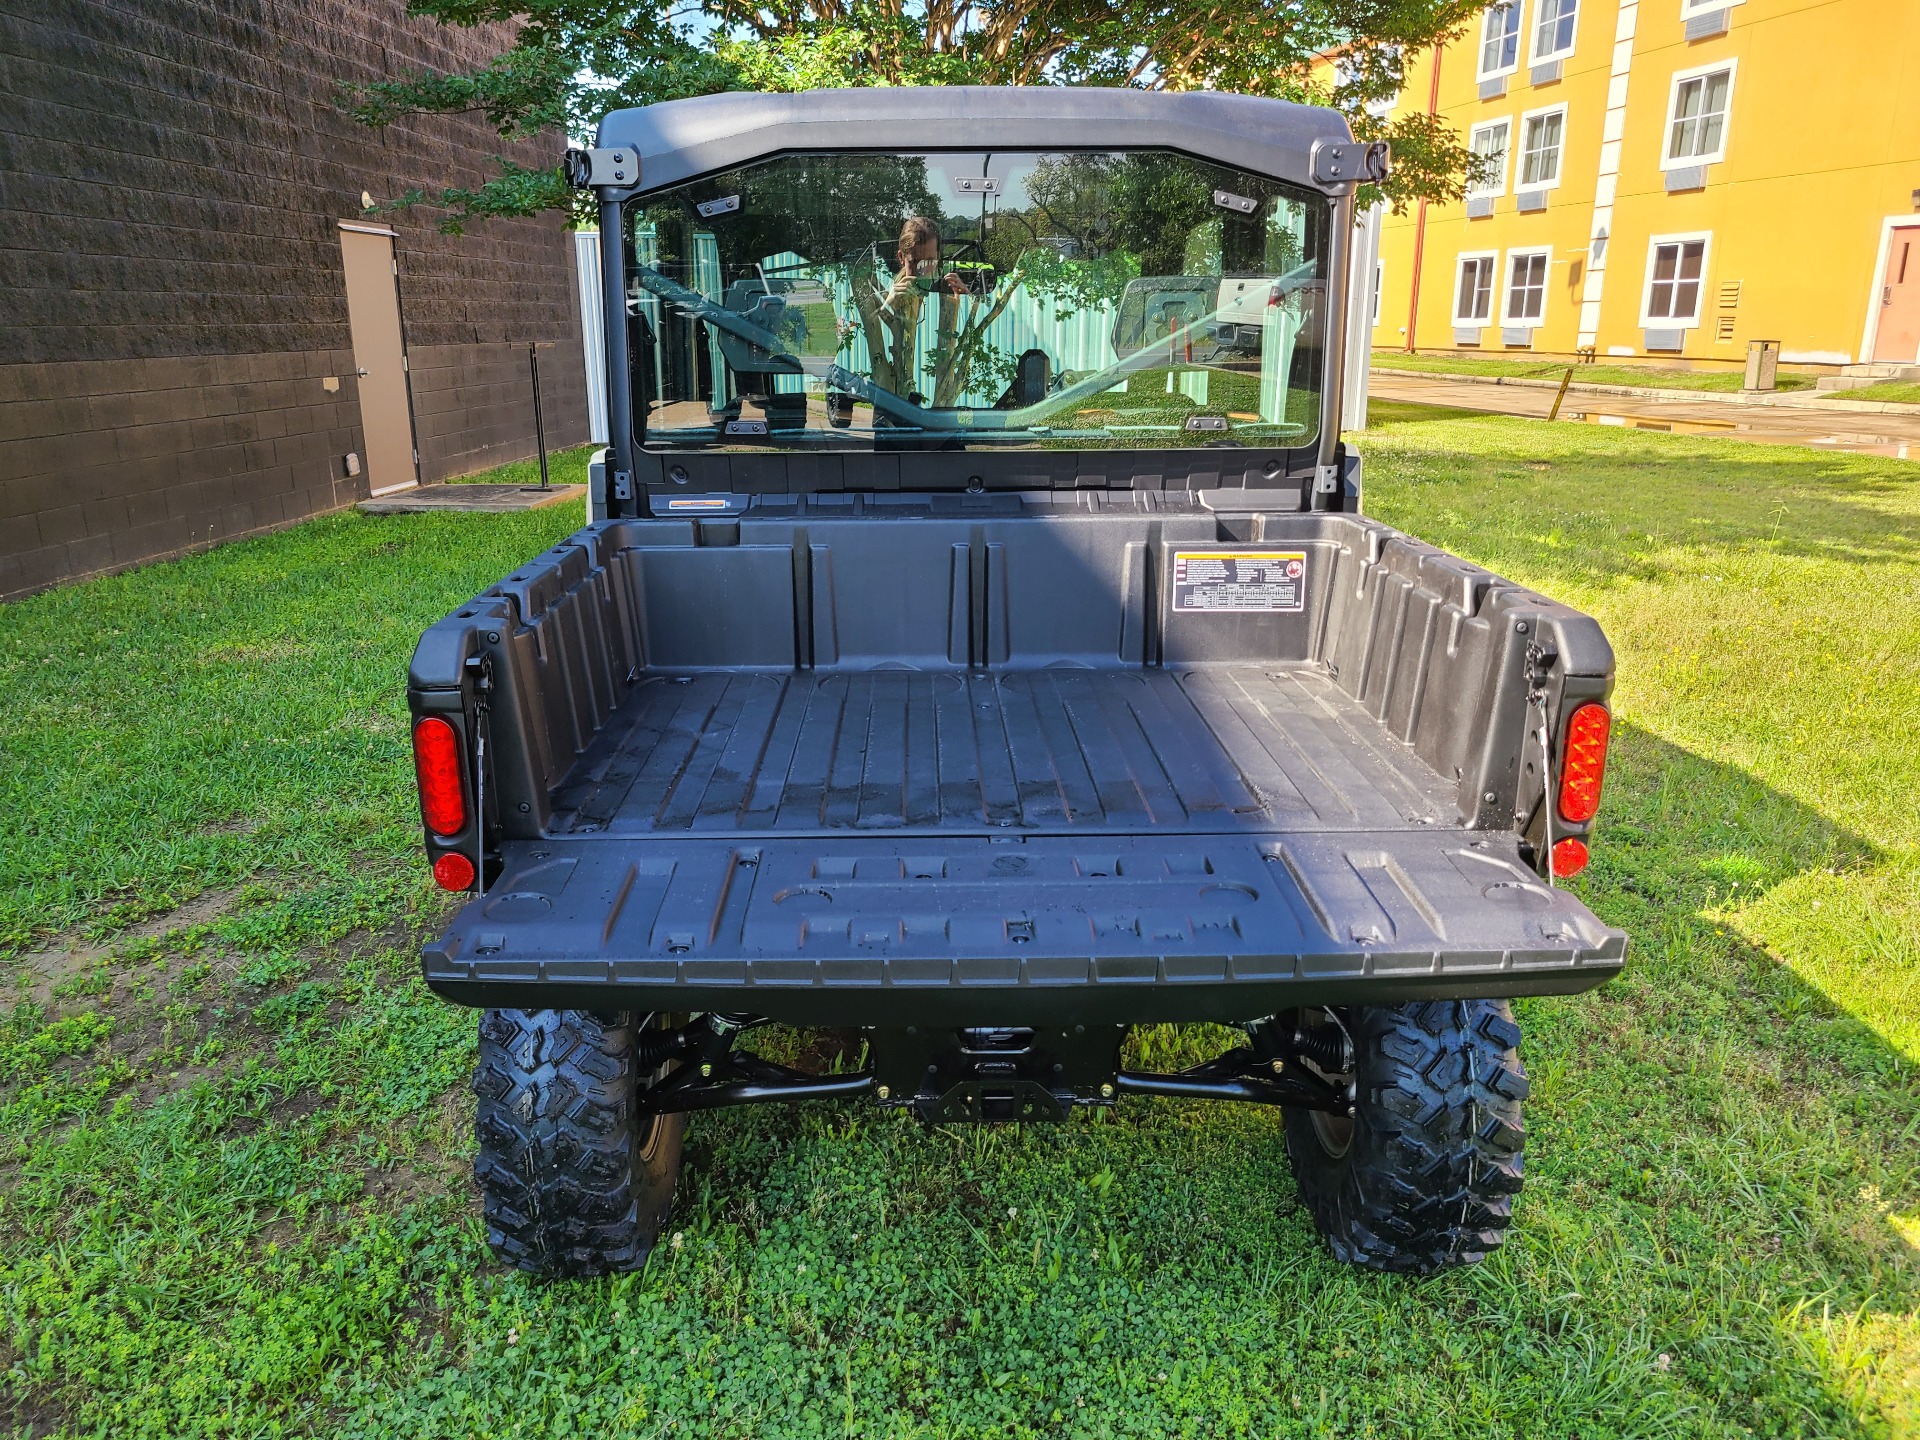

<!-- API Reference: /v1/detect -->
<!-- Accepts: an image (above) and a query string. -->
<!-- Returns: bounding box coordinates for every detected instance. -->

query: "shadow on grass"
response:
[1524,719,1917,1428]
[1359,397,1477,427]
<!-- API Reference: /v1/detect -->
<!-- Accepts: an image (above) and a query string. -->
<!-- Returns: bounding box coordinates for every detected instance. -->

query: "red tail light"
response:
[1557,703,1611,824]
[412,716,466,836]
[1550,837,1589,878]
[433,851,477,891]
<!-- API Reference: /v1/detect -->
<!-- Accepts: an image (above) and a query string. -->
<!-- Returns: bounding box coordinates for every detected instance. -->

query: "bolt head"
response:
[1099,1082,1114,1098]
[1271,1059,1285,1074]
[699,1063,713,1078]
[877,1084,891,1100]
[1484,791,1498,804]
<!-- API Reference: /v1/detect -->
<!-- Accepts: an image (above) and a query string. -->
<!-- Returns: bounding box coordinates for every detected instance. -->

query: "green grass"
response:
[1832,381,1920,405]
[1372,351,1821,394]
[2,421,1916,1437]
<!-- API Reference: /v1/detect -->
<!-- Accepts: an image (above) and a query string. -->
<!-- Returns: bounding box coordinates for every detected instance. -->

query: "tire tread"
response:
[1285,999,1528,1274]
[472,1008,681,1279]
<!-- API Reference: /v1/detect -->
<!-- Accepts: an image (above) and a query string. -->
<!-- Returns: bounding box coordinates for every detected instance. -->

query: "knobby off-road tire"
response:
[1284,999,1529,1274]
[474,1009,685,1278]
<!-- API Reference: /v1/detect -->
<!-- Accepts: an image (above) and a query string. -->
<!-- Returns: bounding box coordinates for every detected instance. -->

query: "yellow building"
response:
[1369,0,1920,373]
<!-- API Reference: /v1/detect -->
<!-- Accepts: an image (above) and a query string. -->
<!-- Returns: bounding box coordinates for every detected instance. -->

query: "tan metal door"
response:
[339,224,418,493]
[1873,224,1920,363]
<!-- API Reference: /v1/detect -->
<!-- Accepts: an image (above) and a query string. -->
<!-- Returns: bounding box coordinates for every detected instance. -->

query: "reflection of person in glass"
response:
[884,216,962,324]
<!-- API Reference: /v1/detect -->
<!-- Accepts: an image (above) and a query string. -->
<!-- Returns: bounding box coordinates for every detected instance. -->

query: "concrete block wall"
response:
[0,0,590,600]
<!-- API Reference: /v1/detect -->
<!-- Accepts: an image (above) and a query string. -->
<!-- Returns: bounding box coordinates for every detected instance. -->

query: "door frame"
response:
[338,220,423,495]
[1858,214,1920,365]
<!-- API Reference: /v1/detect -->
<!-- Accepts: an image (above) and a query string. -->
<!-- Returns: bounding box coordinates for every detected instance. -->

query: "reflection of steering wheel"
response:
[939,238,997,298]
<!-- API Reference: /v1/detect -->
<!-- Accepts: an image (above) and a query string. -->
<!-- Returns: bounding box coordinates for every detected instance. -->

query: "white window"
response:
[1505,248,1551,325]
[1533,0,1578,61]
[1372,259,1385,326]
[1665,62,1735,167]
[1467,119,1511,197]
[1681,0,1742,13]
[1641,234,1710,325]
[1455,252,1499,324]
[1518,105,1567,190]
[1479,0,1523,79]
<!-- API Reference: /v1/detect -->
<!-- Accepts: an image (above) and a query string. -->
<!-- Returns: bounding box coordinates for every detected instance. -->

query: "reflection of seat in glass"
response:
[714,278,811,428]
[716,279,807,376]
[1112,278,1217,359]
[995,349,1051,409]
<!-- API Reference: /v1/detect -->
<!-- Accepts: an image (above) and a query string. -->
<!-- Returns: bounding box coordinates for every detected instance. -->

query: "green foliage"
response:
[348,0,1491,231]
[1837,380,1920,404]
[1,430,1916,1434]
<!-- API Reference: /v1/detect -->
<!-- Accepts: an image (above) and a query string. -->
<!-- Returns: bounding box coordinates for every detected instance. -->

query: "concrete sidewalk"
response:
[357,483,586,514]
[1368,372,1919,461]
[1371,365,1920,416]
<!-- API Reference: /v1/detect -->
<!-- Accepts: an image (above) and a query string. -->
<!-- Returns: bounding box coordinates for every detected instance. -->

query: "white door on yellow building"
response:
[1873,224,1920,363]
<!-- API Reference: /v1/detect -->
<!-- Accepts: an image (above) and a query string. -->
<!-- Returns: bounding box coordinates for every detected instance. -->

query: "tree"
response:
[351,0,1490,231]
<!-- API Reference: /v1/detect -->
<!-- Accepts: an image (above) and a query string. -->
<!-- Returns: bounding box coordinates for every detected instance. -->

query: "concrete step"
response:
[1839,362,1920,380]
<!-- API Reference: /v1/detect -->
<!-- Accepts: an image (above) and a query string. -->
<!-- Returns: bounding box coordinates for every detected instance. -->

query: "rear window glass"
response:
[624,150,1328,453]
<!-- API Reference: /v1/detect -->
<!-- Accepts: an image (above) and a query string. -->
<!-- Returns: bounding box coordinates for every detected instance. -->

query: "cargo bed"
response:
[412,499,1625,1023]
[546,665,1456,837]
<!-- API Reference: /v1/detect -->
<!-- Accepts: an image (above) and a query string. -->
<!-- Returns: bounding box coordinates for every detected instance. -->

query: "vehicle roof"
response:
[596,87,1354,194]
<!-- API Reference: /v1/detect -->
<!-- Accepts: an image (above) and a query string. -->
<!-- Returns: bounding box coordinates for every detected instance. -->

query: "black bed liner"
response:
[548,664,1458,837]
[413,501,1624,1020]
[427,665,1621,1026]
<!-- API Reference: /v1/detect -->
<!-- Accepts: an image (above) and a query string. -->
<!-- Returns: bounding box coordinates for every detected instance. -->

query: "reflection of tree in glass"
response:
[637,150,1316,417]
[845,216,1028,405]
[1109,154,1219,277]
[983,155,1141,318]
[678,155,944,280]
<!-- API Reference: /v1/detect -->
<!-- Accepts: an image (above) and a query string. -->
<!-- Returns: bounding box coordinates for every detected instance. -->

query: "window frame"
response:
[1503,246,1552,327]
[1516,103,1569,193]
[1680,0,1741,14]
[1531,0,1579,64]
[1478,0,1525,81]
[1466,118,1513,198]
[1372,258,1385,327]
[1454,250,1501,325]
[1638,232,1712,327]
[1662,59,1737,170]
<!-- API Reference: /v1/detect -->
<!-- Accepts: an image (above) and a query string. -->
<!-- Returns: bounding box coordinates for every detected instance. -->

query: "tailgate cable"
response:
[464,653,494,895]
[1526,641,1558,890]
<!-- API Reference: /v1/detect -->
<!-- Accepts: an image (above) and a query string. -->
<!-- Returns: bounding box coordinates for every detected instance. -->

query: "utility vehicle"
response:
[408,88,1623,1278]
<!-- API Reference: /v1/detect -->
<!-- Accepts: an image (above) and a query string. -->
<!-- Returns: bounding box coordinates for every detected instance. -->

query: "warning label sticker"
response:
[1171,550,1307,613]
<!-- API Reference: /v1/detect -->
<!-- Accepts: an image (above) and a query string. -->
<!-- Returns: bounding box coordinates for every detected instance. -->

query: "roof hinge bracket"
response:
[1309,140,1391,192]
[564,147,639,190]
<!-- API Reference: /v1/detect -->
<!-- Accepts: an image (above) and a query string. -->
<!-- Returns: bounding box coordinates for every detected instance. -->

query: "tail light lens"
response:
[1557,703,1611,824]
[433,851,477,891]
[1550,837,1589,878]
[412,716,466,836]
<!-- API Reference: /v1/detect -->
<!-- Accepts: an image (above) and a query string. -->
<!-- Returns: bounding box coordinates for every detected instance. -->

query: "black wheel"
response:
[473,1009,685,1278]
[1283,999,1528,1274]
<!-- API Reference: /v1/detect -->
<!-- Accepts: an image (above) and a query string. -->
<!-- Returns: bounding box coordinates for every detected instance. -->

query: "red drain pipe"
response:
[1404,41,1444,354]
